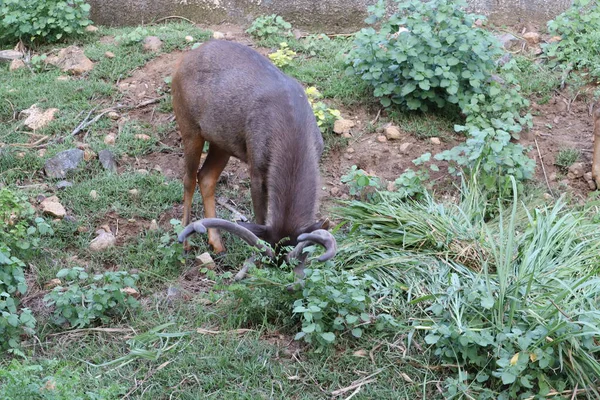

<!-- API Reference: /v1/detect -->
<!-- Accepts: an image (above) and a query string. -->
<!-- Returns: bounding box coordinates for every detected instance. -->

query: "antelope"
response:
[592,107,600,189]
[171,40,336,280]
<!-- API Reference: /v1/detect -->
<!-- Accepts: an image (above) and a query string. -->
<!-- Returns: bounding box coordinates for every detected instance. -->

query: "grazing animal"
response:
[171,40,336,279]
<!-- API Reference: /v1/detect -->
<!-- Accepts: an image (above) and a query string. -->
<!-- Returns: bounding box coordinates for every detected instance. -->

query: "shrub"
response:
[0,0,92,44]
[341,165,381,201]
[347,0,502,111]
[305,86,342,134]
[544,0,600,80]
[554,148,579,172]
[44,268,140,328]
[268,42,296,67]
[246,15,292,40]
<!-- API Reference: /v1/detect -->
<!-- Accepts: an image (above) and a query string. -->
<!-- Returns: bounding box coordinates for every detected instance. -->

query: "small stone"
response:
[47,46,94,75]
[98,149,117,172]
[41,197,66,218]
[44,148,84,179]
[196,252,216,269]
[543,193,553,200]
[346,147,355,153]
[44,278,62,290]
[584,172,596,190]
[153,165,163,174]
[567,162,585,179]
[37,148,46,157]
[121,287,140,299]
[56,180,73,190]
[129,189,139,197]
[496,33,520,49]
[134,134,151,141]
[386,181,396,191]
[548,172,557,182]
[16,152,25,158]
[89,190,98,200]
[77,226,89,233]
[149,219,159,231]
[497,53,512,66]
[104,133,116,145]
[75,142,90,150]
[399,142,412,153]
[523,32,540,45]
[20,104,59,130]
[142,36,163,52]
[345,154,353,160]
[185,35,194,42]
[430,137,441,145]
[333,119,355,134]
[330,187,340,196]
[107,111,119,120]
[104,51,115,59]
[384,125,402,140]
[83,149,97,161]
[136,169,149,175]
[533,47,543,55]
[85,25,99,33]
[342,132,352,139]
[56,75,69,81]
[225,32,235,40]
[212,31,225,40]
[9,59,25,71]
[89,231,116,252]
[376,135,387,143]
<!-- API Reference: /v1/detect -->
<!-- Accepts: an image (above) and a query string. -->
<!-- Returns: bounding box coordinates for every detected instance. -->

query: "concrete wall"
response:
[88,0,573,31]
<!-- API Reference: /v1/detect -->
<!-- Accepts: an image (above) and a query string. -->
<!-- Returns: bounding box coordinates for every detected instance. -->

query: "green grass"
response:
[555,148,580,171]
[513,55,562,100]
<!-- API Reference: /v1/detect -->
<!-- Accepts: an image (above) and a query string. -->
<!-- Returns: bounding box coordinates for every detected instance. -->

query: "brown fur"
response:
[172,40,325,251]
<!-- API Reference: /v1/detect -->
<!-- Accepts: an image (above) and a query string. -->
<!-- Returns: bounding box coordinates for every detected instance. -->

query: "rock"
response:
[584,172,596,190]
[333,119,355,134]
[196,252,215,269]
[104,51,115,59]
[496,33,520,49]
[56,75,69,81]
[225,32,235,40]
[149,219,159,231]
[430,137,441,145]
[543,193,553,201]
[496,52,512,66]
[384,125,402,140]
[376,135,387,143]
[523,32,540,45]
[56,180,73,190]
[85,25,99,33]
[44,278,62,290]
[89,230,116,252]
[107,111,119,120]
[185,35,194,42]
[399,142,412,154]
[212,31,225,40]
[567,162,585,179]
[104,133,116,145]
[89,190,98,200]
[330,187,340,196]
[548,172,557,182]
[83,149,97,161]
[142,36,163,52]
[0,50,23,62]
[136,169,149,175]
[44,149,84,179]
[47,46,94,75]
[98,149,117,172]
[533,47,543,55]
[37,148,47,157]
[346,147,355,153]
[121,287,140,299]
[152,165,163,174]
[41,197,66,218]
[386,181,396,191]
[134,134,151,141]
[9,59,25,71]
[20,104,59,130]
[342,132,352,139]
[129,189,139,197]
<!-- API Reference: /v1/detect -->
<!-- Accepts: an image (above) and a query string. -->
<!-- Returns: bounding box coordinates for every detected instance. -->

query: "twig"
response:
[299,32,355,39]
[48,327,134,337]
[342,386,361,400]
[217,196,248,222]
[370,109,382,126]
[331,378,377,397]
[292,353,328,393]
[549,299,573,321]
[71,106,99,136]
[154,15,196,25]
[524,387,593,400]
[10,135,49,148]
[534,137,554,198]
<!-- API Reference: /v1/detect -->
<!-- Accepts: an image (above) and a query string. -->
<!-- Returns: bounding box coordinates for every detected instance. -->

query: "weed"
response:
[341,165,381,201]
[268,42,296,68]
[246,15,292,40]
[555,148,579,171]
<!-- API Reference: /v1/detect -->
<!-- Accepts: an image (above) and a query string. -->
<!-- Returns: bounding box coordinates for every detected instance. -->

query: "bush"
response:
[347,0,502,111]
[305,86,342,134]
[246,15,292,40]
[544,0,600,80]
[0,0,92,44]
[44,268,140,328]
[268,42,296,67]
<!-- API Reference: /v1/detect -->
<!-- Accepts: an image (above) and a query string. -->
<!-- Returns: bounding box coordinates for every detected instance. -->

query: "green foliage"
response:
[0,189,52,352]
[305,86,342,134]
[393,169,429,199]
[44,267,140,328]
[555,148,579,172]
[347,0,502,111]
[246,15,292,40]
[341,165,381,201]
[268,42,296,67]
[114,26,149,45]
[544,0,600,80]
[0,0,92,44]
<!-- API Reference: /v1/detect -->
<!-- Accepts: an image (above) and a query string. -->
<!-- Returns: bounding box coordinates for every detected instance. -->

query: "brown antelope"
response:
[592,107,600,189]
[171,40,336,280]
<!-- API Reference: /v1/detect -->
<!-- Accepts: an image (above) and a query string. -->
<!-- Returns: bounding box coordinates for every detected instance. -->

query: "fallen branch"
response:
[534,137,554,198]
[153,15,196,25]
[10,135,49,148]
[196,328,255,335]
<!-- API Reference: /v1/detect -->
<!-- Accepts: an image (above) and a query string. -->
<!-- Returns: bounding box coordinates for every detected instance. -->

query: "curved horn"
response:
[177,218,274,258]
[295,229,337,261]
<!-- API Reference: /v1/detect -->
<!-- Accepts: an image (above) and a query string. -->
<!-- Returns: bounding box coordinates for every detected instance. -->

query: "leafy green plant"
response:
[268,42,296,68]
[543,0,600,80]
[555,148,579,172]
[246,15,292,40]
[341,165,381,201]
[114,26,150,45]
[0,0,92,44]
[305,86,342,133]
[44,267,140,328]
[347,0,502,111]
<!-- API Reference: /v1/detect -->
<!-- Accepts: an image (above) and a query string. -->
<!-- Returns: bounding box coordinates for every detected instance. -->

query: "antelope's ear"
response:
[303,218,331,234]
[237,222,269,240]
